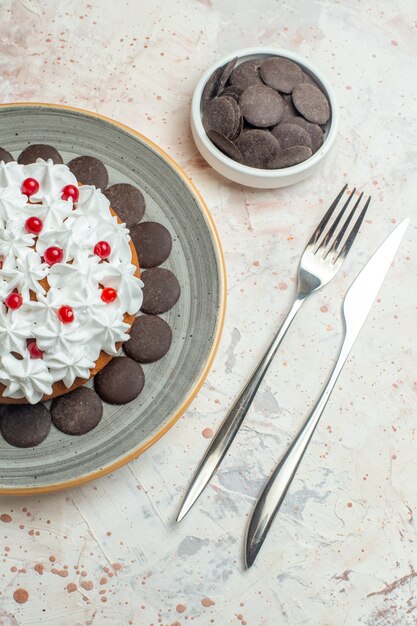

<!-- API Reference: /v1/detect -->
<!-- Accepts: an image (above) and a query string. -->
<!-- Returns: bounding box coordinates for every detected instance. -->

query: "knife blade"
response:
[245,218,409,568]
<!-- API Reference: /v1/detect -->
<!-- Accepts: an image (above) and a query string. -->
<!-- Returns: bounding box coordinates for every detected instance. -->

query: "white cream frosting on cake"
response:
[0,158,143,403]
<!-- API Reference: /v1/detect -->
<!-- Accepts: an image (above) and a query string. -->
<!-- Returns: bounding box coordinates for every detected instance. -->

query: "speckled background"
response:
[0,1,416,625]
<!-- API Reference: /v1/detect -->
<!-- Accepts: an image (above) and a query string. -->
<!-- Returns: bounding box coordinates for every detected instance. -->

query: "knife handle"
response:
[245,336,353,568]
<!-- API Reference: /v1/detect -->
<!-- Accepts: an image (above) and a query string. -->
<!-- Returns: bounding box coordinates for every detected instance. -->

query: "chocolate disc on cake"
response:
[124,315,172,363]
[0,147,14,163]
[18,144,63,165]
[130,221,172,268]
[141,267,181,315]
[51,387,103,435]
[104,183,146,227]
[0,404,51,448]
[67,155,109,189]
[94,357,145,404]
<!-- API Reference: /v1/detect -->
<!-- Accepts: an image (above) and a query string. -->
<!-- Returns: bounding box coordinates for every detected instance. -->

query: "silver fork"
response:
[177,185,371,523]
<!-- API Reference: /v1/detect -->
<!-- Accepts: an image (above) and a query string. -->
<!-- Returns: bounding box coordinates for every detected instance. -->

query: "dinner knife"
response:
[245,218,409,568]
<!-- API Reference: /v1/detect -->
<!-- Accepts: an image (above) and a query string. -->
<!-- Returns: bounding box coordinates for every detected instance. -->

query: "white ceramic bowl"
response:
[191,47,339,189]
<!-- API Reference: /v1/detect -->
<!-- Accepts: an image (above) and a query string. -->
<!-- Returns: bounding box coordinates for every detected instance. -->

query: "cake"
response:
[0,158,143,404]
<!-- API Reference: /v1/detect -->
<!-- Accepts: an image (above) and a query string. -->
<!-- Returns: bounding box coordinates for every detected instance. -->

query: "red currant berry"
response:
[58,305,74,324]
[22,178,39,197]
[101,287,117,303]
[94,240,111,259]
[44,246,64,265]
[28,341,44,359]
[5,292,23,310]
[61,184,79,202]
[25,216,43,235]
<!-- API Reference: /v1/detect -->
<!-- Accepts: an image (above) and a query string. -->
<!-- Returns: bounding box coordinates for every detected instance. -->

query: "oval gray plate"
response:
[0,104,226,494]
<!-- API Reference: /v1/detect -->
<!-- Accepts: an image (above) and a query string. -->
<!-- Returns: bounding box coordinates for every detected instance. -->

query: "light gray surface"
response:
[0,105,223,490]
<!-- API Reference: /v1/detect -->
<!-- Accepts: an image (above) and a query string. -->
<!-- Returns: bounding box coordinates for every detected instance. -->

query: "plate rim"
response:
[0,102,227,495]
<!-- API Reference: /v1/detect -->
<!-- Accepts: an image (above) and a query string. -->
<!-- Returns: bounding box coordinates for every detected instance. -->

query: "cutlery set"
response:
[177,185,408,568]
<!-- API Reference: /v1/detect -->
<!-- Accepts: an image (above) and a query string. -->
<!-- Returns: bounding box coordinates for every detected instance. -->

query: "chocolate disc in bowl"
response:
[292,83,331,125]
[230,59,263,91]
[236,130,281,169]
[271,122,312,149]
[289,117,324,153]
[207,130,244,163]
[239,85,284,128]
[202,97,239,139]
[267,145,312,169]
[202,66,223,109]
[216,57,238,95]
[260,57,304,93]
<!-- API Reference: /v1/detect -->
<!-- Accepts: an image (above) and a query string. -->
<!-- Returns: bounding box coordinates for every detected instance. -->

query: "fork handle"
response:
[177,296,305,522]
[245,336,353,568]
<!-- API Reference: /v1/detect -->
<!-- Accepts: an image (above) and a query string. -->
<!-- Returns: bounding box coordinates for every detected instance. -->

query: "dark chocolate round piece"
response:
[0,147,14,163]
[220,96,242,139]
[300,71,317,86]
[104,183,146,227]
[292,83,331,125]
[67,155,109,190]
[281,95,299,121]
[236,130,280,169]
[124,315,172,363]
[130,221,172,268]
[220,86,243,101]
[0,404,51,448]
[202,97,238,139]
[230,59,263,91]
[202,66,223,109]
[267,145,312,169]
[289,117,324,153]
[239,85,284,128]
[271,122,312,149]
[260,57,303,93]
[18,144,63,165]
[216,57,238,95]
[207,130,244,163]
[141,267,181,315]
[94,356,144,405]
[51,387,103,435]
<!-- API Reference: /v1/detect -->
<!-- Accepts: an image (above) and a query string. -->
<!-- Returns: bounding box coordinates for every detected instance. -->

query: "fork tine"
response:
[318,187,356,252]
[309,184,348,246]
[336,195,371,261]
[325,191,364,259]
